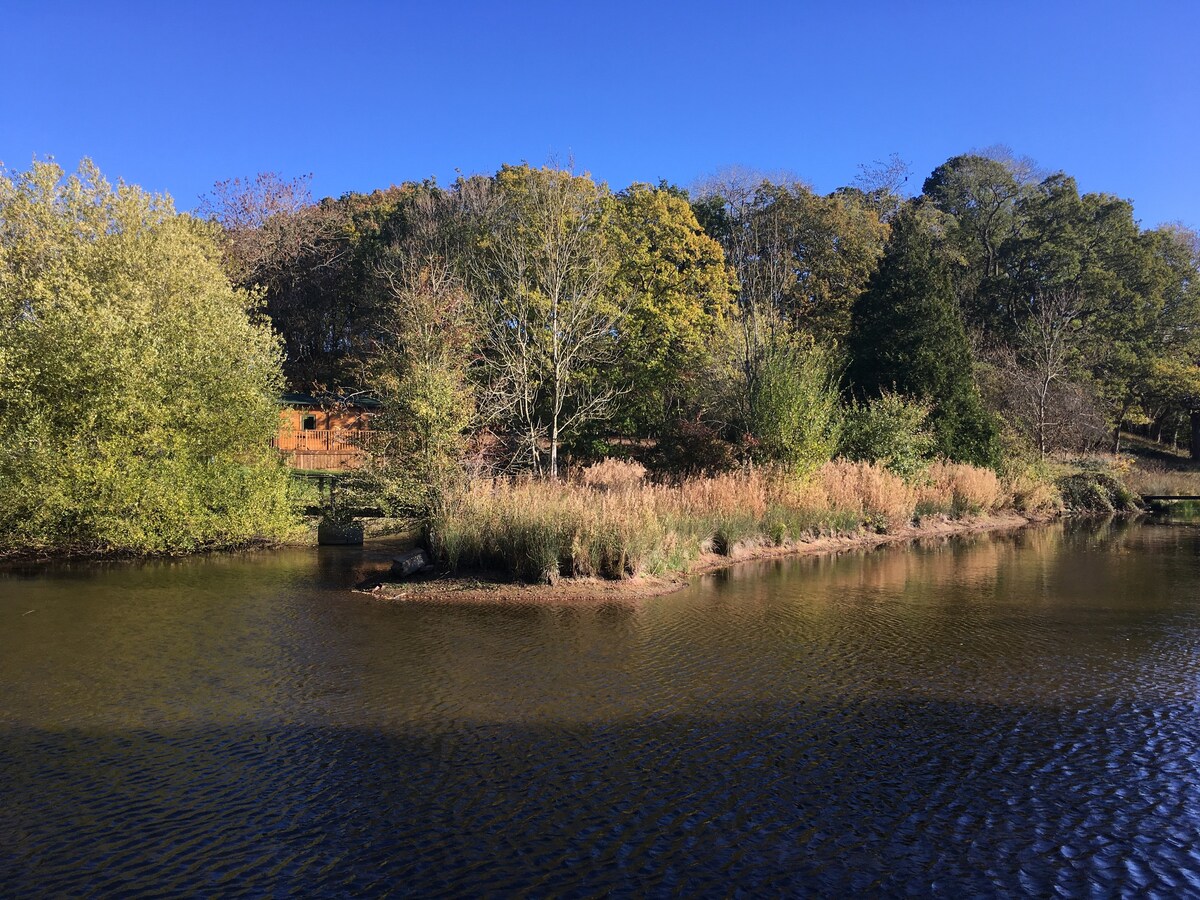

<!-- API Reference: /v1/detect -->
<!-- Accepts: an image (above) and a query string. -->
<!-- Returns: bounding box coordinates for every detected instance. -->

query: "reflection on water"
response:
[3,521,1200,895]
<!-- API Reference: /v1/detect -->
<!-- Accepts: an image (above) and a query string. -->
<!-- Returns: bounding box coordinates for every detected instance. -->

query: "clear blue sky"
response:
[2,0,1197,228]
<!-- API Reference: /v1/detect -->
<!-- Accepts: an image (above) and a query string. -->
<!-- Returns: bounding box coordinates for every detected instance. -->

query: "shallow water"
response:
[3,520,1200,896]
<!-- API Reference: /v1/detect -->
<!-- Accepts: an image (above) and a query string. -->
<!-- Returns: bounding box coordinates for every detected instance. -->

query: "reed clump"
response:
[915,461,1005,518]
[577,458,648,491]
[819,460,915,531]
[429,458,1017,584]
[1125,465,1200,499]
[1003,467,1064,515]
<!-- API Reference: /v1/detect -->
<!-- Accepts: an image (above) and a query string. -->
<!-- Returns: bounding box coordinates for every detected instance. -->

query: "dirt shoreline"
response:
[362,512,1046,606]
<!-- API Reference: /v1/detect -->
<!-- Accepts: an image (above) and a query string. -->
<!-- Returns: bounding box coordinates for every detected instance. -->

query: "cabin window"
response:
[302,415,317,430]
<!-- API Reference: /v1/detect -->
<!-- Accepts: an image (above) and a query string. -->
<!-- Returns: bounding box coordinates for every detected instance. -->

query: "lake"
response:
[3,519,1200,896]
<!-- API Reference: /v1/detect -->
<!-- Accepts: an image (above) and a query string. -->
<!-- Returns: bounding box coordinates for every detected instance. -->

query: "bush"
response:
[651,417,738,475]
[840,391,935,478]
[1056,472,1139,513]
[746,337,841,474]
[1003,466,1064,515]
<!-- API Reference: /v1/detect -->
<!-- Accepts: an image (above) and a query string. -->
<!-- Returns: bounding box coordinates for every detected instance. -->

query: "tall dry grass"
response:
[1002,467,1064,515]
[576,458,648,491]
[915,461,1004,518]
[820,460,915,530]
[430,458,1020,584]
[1125,466,1200,498]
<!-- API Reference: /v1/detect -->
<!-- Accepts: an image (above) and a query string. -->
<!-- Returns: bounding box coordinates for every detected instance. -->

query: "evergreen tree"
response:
[847,206,999,466]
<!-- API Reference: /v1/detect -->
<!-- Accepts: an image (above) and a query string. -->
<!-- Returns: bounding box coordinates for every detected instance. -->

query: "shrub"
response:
[651,417,738,475]
[1003,466,1063,515]
[746,337,841,474]
[840,391,935,478]
[1056,472,1139,513]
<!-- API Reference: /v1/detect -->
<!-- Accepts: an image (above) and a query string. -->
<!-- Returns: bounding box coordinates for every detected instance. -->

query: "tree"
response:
[847,207,999,466]
[1112,225,1200,455]
[199,172,365,389]
[196,171,325,284]
[468,164,623,477]
[985,309,1107,456]
[922,153,1031,341]
[779,187,889,342]
[997,176,1158,453]
[0,159,293,554]
[692,173,888,345]
[607,183,736,435]
[367,254,475,511]
[850,152,911,222]
[923,153,1024,281]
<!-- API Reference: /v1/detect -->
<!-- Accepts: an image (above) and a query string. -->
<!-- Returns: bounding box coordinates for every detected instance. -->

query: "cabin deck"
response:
[272,429,374,470]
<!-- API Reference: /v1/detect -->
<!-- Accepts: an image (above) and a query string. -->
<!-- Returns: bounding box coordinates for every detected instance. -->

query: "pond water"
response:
[3,520,1200,896]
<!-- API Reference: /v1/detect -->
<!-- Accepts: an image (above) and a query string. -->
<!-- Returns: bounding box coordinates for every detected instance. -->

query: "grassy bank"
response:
[429,459,1059,586]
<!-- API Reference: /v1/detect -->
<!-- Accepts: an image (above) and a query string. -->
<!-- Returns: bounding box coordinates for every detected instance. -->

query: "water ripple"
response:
[3,522,1200,895]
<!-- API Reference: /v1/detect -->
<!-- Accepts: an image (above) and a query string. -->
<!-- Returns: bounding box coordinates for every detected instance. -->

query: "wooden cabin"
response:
[273,392,379,470]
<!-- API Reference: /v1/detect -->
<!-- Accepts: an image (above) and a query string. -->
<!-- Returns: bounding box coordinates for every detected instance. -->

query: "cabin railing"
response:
[271,429,376,452]
[272,429,377,470]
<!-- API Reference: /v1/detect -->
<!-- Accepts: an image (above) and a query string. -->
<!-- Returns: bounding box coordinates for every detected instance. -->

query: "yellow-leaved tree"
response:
[0,159,296,554]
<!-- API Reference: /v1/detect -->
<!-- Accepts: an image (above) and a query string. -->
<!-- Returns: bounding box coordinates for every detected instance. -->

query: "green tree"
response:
[468,164,622,477]
[847,207,999,466]
[607,183,737,434]
[367,256,475,512]
[743,330,841,473]
[922,151,1039,339]
[923,153,1024,281]
[996,175,1159,452]
[692,173,888,344]
[0,160,294,554]
[776,187,889,342]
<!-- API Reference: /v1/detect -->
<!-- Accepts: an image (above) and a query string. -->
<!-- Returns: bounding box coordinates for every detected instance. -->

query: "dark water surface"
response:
[4,520,1200,896]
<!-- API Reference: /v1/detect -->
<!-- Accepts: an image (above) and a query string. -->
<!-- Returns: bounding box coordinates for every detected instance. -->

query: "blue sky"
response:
[2,0,1197,228]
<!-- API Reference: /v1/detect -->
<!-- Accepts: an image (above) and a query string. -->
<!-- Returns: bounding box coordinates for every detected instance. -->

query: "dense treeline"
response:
[198,149,1200,509]
[3,149,1197,556]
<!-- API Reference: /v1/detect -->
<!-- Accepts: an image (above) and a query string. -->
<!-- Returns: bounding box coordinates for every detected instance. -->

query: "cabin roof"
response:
[281,392,382,410]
